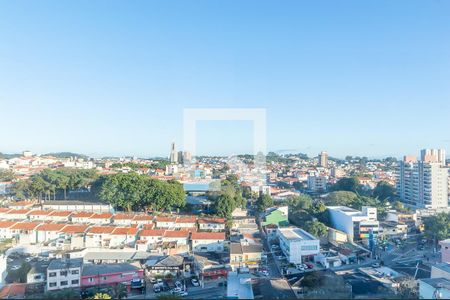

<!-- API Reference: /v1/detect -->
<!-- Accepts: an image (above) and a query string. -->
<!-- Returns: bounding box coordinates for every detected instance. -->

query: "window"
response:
[301,245,318,251]
[49,272,56,277]
[88,278,94,282]
[61,281,68,286]
[102,276,107,281]
[49,282,57,287]
[71,270,79,275]
[71,279,79,285]
[34,275,42,280]
[60,271,68,276]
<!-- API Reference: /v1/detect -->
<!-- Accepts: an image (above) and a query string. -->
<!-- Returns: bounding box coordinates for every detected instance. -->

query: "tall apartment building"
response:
[307,173,328,193]
[397,149,448,209]
[318,151,328,168]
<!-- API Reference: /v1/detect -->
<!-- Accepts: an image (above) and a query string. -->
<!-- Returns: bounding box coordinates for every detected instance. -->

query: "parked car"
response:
[175,281,183,289]
[260,270,269,276]
[153,285,161,293]
[372,263,380,268]
[10,265,20,271]
[305,262,314,269]
[171,288,182,294]
[157,278,163,284]
[150,278,157,284]
[178,291,188,297]
[191,278,200,287]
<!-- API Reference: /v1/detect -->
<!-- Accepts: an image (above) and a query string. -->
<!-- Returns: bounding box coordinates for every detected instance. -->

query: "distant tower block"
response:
[318,151,328,168]
[169,142,178,163]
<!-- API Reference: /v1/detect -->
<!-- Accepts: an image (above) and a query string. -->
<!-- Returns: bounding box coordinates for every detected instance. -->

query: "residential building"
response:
[0,221,16,239]
[230,240,263,271]
[227,271,254,300]
[35,223,67,244]
[71,212,95,224]
[431,263,450,280]
[198,218,226,232]
[46,258,83,291]
[85,226,115,248]
[307,173,328,193]
[27,261,48,284]
[276,227,320,265]
[261,206,289,227]
[327,206,379,242]
[155,216,176,229]
[191,232,225,252]
[318,151,328,168]
[397,150,449,209]
[42,201,112,212]
[109,227,138,248]
[88,213,113,225]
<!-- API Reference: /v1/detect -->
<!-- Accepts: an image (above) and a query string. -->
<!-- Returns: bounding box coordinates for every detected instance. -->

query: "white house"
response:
[28,210,54,222]
[162,230,190,246]
[71,212,95,224]
[138,229,165,245]
[175,216,197,229]
[198,218,226,232]
[0,221,16,239]
[155,216,177,229]
[109,227,138,248]
[131,215,153,226]
[10,222,41,244]
[191,232,225,252]
[88,213,113,225]
[35,223,66,244]
[277,227,320,265]
[47,211,73,222]
[85,226,115,248]
[3,209,32,220]
[112,214,135,226]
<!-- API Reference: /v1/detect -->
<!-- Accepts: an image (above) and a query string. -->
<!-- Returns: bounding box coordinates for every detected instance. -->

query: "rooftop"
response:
[82,263,140,277]
[278,227,318,241]
[48,258,83,270]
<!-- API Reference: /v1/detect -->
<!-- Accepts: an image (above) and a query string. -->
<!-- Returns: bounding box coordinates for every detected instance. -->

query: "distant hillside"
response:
[44,152,89,159]
[0,152,21,159]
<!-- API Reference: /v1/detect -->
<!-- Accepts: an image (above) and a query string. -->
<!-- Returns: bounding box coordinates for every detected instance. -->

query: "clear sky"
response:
[1,1,450,158]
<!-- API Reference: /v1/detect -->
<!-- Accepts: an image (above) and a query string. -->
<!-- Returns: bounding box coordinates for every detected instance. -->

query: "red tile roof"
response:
[29,210,53,216]
[49,211,73,217]
[60,224,89,234]
[164,230,189,238]
[72,212,95,218]
[87,226,115,234]
[191,232,225,240]
[113,213,135,220]
[139,229,165,237]
[198,218,225,224]
[0,283,27,299]
[176,216,197,223]
[133,215,153,221]
[89,213,113,219]
[36,223,67,232]
[112,227,138,235]
[142,223,155,230]
[0,208,12,213]
[6,209,31,215]
[0,221,16,228]
[11,222,41,230]
[155,216,176,222]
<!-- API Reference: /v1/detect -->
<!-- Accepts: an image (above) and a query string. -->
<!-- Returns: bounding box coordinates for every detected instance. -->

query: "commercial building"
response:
[396,149,448,209]
[276,227,320,265]
[46,258,83,291]
[327,206,379,242]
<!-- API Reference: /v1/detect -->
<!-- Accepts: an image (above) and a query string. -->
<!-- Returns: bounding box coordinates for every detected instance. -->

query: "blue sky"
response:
[1,1,450,158]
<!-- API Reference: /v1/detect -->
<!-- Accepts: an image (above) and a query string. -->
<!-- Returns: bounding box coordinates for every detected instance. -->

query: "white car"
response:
[191,278,200,286]
[260,270,269,276]
[10,265,20,271]
[157,278,163,284]
[175,281,183,289]
[178,291,188,297]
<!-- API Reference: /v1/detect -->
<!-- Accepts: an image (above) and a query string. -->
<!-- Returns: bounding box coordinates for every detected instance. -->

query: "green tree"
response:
[330,177,360,192]
[373,181,396,201]
[304,220,328,238]
[323,191,358,206]
[423,212,450,247]
[0,169,15,181]
[90,293,111,299]
[256,194,273,212]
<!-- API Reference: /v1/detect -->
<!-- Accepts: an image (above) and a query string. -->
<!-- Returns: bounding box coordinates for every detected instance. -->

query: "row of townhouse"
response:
[0,220,226,253]
[0,208,226,231]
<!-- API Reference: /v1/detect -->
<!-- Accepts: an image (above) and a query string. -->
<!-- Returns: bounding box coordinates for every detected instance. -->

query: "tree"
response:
[323,191,358,206]
[110,283,127,299]
[330,177,360,192]
[90,293,111,299]
[290,194,313,210]
[373,181,396,201]
[304,220,328,238]
[256,194,273,212]
[423,212,450,247]
[213,193,236,218]
[0,169,15,181]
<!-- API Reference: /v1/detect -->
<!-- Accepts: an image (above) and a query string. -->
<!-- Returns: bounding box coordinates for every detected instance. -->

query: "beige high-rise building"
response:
[169,142,178,163]
[397,149,449,209]
[318,151,328,168]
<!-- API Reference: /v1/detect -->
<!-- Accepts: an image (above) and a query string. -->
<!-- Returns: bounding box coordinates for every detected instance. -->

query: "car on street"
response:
[260,270,269,276]
[191,278,200,286]
[150,278,157,284]
[10,265,20,271]
[153,285,161,293]
[178,291,188,297]
[171,288,182,294]
[157,278,163,285]
[372,263,380,268]
[175,281,183,289]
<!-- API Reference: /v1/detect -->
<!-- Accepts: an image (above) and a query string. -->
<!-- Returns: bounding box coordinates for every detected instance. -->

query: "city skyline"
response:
[2,1,450,157]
